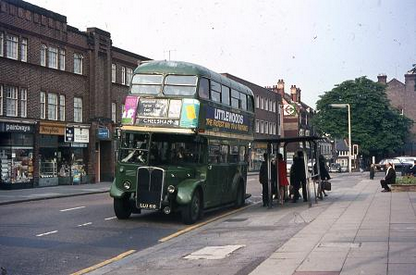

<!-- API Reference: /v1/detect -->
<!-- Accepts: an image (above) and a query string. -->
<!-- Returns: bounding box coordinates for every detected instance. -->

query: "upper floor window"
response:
[0,33,3,57]
[265,98,269,111]
[20,38,27,62]
[40,92,45,119]
[59,95,65,121]
[111,102,117,122]
[20,88,27,118]
[74,97,83,122]
[74,53,83,74]
[47,93,58,120]
[5,86,18,116]
[126,68,133,86]
[6,34,18,60]
[111,64,116,83]
[59,49,65,71]
[0,86,3,115]
[48,46,58,69]
[255,95,259,109]
[269,100,273,112]
[121,66,126,85]
[255,119,260,133]
[40,44,47,66]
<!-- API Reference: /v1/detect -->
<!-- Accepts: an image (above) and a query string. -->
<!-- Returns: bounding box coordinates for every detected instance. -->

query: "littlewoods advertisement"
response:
[203,106,251,134]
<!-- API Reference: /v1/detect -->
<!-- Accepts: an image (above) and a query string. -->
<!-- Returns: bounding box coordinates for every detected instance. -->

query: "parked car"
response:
[377,157,414,175]
[329,163,341,173]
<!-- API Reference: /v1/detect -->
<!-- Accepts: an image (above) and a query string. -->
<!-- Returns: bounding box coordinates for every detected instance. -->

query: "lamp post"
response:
[329,103,352,173]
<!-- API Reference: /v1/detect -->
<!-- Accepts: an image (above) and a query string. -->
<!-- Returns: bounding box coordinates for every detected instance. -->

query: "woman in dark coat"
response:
[291,151,307,203]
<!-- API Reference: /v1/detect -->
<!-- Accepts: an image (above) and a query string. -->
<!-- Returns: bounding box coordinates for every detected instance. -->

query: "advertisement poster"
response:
[180,99,200,128]
[121,96,139,124]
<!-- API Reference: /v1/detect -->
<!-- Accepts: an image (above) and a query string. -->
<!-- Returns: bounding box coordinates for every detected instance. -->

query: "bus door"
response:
[205,144,228,207]
[221,145,240,204]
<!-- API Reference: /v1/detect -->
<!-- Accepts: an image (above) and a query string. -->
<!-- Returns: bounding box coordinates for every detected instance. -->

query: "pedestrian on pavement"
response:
[291,151,307,203]
[259,153,269,207]
[380,161,396,192]
[369,163,375,179]
[271,156,278,199]
[314,155,331,199]
[276,153,289,205]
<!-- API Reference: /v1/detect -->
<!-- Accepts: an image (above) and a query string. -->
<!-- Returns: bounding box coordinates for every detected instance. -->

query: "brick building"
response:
[222,73,282,171]
[0,0,150,188]
[377,66,416,156]
[267,79,315,161]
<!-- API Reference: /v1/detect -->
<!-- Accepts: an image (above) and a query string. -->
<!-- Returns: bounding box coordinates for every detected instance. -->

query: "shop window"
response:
[59,49,65,71]
[126,68,133,86]
[20,88,27,118]
[47,93,58,120]
[121,66,126,85]
[59,95,65,121]
[40,44,47,67]
[0,32,3,57]
[111,64,116,83]
[5,86,18,117]
[74,97,83,122]
[40,91,45,119]
[6,34,18,60]
[111,102,117,122]
[74,53,83,74]
[20,38,27,62]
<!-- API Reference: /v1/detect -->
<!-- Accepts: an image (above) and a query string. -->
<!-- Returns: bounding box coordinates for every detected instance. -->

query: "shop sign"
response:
[283,104,297,116]
[74,128,89,143]
[39,123,65,135]
[65,127,74,142]
[97,128,110,140]
[0,122,34,133]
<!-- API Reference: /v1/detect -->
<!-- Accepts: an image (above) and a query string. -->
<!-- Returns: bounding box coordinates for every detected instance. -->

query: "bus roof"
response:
[135,60,254,97]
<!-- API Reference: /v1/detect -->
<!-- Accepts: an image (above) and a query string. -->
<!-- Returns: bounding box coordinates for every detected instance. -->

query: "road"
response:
[0,174,262,275]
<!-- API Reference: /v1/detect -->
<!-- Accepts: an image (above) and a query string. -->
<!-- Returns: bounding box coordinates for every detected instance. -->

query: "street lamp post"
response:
[329,103,352,173]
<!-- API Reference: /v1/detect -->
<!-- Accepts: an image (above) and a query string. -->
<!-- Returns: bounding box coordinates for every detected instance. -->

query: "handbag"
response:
[322,180,331,191]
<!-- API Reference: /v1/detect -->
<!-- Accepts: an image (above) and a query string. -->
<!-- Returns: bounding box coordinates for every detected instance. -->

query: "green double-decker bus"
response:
[110,60,255,224]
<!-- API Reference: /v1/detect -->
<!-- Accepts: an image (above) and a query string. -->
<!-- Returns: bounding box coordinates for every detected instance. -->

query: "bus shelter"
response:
[255,136,324,208]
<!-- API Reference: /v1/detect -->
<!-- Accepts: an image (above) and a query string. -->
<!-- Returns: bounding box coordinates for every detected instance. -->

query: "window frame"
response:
[111,64,116,83]
[47,93,58,120]
[0,85,3,116]
[40,91,45,119]
[5,85,18,117]
[121,66,126,85]
[6,34,18,60]
[20,88,27,117]
[221,85,230,106]
[59,49,66,71]
[59,95,65,121]
[40,44,47,67]
[73,53,83,74]
[74,97,83,122]
[48,46,58,69]
[20,37,27,62]
[111,102,117,122]
[126,68,133,86]
[0,32,3,57]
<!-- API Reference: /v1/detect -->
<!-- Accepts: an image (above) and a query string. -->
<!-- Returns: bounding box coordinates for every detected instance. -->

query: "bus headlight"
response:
[123,181,132,190]
[119,166,125,173]
[167,185,175,193]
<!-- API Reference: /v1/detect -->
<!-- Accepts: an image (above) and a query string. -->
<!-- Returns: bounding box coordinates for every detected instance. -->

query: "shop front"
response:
[249,142,268,172]
[0,121,35,189]
[64,125,90,184]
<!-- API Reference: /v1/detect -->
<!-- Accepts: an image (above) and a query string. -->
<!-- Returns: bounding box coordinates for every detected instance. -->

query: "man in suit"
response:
[380,161,396,192]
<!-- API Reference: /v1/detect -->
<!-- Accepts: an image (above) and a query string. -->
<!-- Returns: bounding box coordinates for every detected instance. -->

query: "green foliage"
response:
[396,176,416,185]
[313,77,413,156]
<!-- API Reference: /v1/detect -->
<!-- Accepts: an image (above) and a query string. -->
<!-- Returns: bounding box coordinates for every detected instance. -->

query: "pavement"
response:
[1,173,415,275]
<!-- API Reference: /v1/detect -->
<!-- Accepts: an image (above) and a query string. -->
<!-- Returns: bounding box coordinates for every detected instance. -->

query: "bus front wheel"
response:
[114,197,132,219]
[182,190,202,225]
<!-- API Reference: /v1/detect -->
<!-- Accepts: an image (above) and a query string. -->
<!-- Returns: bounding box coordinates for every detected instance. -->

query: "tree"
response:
[313,77,412,157]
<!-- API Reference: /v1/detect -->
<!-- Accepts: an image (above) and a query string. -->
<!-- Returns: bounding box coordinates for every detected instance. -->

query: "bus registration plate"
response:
[139,203,158,210]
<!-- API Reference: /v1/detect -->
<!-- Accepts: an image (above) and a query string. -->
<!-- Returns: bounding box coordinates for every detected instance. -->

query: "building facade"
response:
[0,0,150,188]
[377,67,416,156]
[267,79,315,161]
[223,73,282,171]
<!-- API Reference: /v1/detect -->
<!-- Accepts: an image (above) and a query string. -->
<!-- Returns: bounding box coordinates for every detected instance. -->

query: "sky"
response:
[27,0,416,108]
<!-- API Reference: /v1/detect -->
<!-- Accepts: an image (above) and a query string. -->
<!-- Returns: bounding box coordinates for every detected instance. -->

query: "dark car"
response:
[329,163,341,173]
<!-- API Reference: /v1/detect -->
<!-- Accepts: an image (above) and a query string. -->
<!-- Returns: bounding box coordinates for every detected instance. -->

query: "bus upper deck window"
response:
[164,75,197,96]
[198,78,209,99]
[131,74,162,95]
[240,94,247,110]
[221,85,230,105]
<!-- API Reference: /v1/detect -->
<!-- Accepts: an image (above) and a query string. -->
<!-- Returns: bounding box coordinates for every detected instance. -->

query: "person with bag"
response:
[276,153,289,205]
[314,155,331,200]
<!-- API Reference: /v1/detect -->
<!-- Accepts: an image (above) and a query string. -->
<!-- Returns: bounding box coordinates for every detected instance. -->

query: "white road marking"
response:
[185,245,245,260]
[77,222,92,227]
[36,230,58,237]
[104,216,117,221]
[60,206,86,212]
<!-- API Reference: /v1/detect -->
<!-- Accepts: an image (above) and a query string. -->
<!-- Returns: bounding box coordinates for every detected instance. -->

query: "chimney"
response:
[296,87,301,102]
[377,74,387,84]
[405,66,416,92]
[290,85,297,102]
[276,79,285,96]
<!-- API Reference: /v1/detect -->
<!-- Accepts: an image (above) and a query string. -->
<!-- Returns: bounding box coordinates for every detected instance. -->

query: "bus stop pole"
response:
[267,143,272,209]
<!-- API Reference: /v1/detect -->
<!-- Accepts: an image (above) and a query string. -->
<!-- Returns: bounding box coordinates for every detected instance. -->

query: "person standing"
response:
[259,153,269,206]
[276,153,289,205]
[291,151,307,203]
[314,155,331,199]
[380,161,396,192]
[369,164,375,179]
